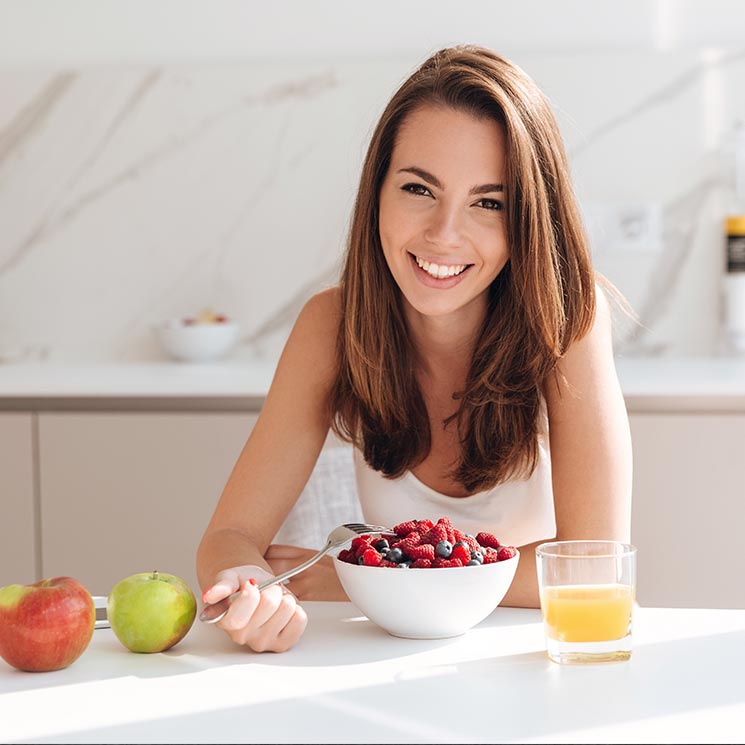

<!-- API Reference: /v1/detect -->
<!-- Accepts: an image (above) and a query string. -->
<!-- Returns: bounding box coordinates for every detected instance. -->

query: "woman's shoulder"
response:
[283,286,342,383]
[294,285,342,347]
[300,285,342,324]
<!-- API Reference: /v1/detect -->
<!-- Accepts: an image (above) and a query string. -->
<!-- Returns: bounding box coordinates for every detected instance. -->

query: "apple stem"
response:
[152,570,159,581]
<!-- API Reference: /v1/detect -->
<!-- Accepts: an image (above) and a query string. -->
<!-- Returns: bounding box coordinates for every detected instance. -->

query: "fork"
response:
[199,522,392,624]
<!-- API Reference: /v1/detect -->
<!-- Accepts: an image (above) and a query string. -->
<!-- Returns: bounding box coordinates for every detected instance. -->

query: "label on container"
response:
[728,234,745,272]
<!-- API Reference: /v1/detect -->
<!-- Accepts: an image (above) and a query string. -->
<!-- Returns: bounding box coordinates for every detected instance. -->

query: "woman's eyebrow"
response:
[397,166,503,195]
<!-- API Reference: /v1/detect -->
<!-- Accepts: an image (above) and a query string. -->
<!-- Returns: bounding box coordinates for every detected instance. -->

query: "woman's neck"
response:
[405,298,486,383]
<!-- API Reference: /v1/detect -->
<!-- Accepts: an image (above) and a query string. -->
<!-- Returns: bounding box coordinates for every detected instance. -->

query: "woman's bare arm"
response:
[501,286,633,608]
[197,287,341,592]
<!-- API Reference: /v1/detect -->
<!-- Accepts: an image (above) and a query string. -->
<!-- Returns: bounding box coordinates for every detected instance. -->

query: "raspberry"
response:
[482,547,500,564]
[392,520,419,537]
[393,532,422,555]
[361,548,383,567]
[463,535,481,553]
[451,544,471,564]
[352,516,513,570]
[355,544,371,560]
[432,557,464,568]
[497,546,517,561]
[476,532,501,550]
[421,523,448,546]
[433,519,452,543]
[351,535,373,552]
[407,543,435,561]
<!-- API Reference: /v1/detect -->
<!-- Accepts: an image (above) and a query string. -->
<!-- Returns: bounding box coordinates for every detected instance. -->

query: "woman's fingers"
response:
[202,568,241,604]
[251,593,303,652]
[275,602,308,647]
[206,562,309,652]
[202,579,235,605]
[249,585,287,628]
[216,580,260,632]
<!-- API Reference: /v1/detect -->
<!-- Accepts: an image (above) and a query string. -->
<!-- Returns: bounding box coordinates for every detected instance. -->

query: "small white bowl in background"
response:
[155,320,240,363]
[334,550,519,639]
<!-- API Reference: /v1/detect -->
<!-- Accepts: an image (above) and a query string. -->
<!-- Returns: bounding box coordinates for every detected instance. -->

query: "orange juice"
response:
[540,584,633,643]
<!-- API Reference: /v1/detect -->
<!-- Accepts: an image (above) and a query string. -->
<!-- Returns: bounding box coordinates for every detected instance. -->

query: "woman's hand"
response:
[264,545,349,601]
[202,565,308,653]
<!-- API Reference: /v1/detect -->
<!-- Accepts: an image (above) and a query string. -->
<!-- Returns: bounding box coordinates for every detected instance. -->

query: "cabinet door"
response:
[39,413,257,596]
[629,413,745,609]
[0,413,37,585]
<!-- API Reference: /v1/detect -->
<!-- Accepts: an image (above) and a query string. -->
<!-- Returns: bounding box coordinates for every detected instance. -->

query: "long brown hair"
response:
[329,45,597,493]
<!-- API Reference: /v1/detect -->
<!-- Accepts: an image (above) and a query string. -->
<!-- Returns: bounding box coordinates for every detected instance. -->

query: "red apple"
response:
[0,576,95,672]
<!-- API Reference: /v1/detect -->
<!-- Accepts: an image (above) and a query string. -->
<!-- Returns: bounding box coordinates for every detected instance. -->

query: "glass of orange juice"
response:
[535,541,636,664]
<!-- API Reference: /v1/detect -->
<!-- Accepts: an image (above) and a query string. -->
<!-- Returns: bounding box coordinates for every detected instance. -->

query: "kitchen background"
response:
[2,0,745,607]
[2,0,745,363]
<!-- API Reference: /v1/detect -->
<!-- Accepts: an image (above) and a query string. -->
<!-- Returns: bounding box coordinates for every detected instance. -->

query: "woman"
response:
[196,45,632,653]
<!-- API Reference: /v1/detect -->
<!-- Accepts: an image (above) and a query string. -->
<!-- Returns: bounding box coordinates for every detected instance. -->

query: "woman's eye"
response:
[401,183,432,197]
[477,198,504,211]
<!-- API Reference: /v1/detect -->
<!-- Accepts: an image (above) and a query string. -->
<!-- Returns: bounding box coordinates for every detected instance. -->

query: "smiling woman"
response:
[196,45,632,654]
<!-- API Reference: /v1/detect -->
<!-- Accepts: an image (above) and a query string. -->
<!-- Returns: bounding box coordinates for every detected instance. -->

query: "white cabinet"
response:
[629,413,745,609]
[36,412,360,596]
[8,405,745,610]
[0,413,37,586]
[38,412,257,595]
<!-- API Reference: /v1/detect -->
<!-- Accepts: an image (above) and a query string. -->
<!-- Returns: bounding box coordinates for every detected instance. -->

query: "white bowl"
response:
[155,320,239,362]
[334,550,519,639]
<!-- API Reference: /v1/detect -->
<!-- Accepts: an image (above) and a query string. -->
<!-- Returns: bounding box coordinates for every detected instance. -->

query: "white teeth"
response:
[414,255,468,279]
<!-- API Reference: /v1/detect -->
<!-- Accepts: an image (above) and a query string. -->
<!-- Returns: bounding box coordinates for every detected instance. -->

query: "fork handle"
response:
[199,540,333,624]
[258,539,333,590]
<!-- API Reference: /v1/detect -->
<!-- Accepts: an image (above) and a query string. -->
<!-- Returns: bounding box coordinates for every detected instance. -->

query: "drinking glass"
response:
[535,541,636,664]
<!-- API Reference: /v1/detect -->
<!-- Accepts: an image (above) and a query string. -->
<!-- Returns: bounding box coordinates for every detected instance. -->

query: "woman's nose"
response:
[423,203,465,249]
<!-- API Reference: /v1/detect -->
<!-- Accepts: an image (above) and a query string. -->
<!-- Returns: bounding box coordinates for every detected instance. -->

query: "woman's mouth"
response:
[408,252,473,287]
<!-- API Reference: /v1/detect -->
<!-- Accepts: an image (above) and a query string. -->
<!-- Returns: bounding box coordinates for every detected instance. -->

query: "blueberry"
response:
[466,560,481,566]
[470,550,484,564]
[357,555,366,565]
[436,540,453,559]
[374,538,390,552]
[396,561,411,568]
[388,547,404,563]
[453,541,468,550]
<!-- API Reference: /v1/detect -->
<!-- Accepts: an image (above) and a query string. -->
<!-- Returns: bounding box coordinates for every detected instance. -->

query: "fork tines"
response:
[345,523,392,534]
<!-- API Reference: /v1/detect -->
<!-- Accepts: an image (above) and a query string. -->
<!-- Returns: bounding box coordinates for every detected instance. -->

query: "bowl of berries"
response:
[334,516,519,639]
[155,308,239,362]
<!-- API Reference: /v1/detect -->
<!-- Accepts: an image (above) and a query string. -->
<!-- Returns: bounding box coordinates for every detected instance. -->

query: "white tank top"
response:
[353,400,556,548]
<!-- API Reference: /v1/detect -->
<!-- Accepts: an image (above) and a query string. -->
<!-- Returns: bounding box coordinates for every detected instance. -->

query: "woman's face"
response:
[378,104,510,321]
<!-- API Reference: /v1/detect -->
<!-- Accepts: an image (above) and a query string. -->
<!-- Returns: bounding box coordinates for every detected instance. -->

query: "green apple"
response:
[107,571,196,653]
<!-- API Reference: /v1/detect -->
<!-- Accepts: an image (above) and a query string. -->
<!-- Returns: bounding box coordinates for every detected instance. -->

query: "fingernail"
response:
[248,578,259,587]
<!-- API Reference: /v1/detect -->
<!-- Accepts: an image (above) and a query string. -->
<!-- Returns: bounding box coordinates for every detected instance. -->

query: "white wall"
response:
[2,0,745,362]
[2,0,745,68]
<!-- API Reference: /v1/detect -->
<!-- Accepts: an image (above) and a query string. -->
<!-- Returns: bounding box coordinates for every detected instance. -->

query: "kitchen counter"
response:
[0,356,744,411]
[1,602,744,743]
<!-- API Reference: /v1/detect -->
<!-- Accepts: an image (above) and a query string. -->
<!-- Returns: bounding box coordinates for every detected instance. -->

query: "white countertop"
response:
[1,602,744,743]
[0,356,744,410]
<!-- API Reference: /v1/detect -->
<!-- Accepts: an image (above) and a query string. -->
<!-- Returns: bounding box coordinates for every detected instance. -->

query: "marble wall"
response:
[2,47,745,364]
